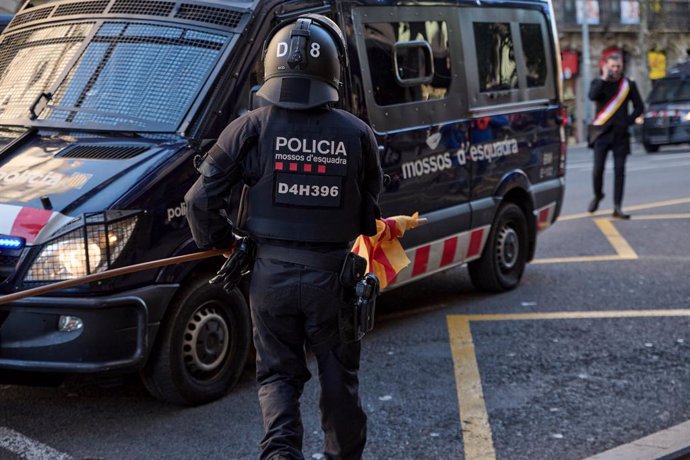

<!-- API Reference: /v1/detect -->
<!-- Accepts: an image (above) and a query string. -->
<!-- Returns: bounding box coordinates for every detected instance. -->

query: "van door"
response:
[458,6,561,217]
[350,6,471,251]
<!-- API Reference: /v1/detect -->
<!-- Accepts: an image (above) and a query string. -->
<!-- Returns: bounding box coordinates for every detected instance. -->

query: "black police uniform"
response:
[588,77,644,210]
[185,103,383,460]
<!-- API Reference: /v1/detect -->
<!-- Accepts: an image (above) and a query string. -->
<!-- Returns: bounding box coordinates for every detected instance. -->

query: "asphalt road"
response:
[1,142,690,460]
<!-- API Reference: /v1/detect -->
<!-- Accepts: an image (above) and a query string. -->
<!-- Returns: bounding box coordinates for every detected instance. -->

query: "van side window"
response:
[519,23,547,88]
[473,22,517,92]
[364,20,451,106]
[459,7,556,110]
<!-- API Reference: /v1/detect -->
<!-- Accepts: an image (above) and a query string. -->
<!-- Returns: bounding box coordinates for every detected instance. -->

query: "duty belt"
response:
[256,245,345,272]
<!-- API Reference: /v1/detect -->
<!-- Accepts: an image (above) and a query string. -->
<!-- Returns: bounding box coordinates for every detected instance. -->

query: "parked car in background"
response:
[641,64,690,153]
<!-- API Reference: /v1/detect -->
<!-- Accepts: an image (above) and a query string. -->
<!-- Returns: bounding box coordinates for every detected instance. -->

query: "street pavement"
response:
[1,142,690,460]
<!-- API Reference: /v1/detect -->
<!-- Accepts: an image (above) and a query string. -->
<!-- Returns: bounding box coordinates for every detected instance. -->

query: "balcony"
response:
[553,0,690,33]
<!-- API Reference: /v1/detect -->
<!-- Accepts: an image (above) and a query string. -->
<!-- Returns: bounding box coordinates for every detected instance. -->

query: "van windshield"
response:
[648,78,690,104]
[0,21,231,132]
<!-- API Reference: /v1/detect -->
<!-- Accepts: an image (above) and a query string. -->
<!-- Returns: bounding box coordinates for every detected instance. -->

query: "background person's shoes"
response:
[612,206,630,219]
[588,194,604,213]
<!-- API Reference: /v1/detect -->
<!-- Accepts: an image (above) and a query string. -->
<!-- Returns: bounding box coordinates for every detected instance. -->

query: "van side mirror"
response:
[249,84,270,111]
[393,40,434,87]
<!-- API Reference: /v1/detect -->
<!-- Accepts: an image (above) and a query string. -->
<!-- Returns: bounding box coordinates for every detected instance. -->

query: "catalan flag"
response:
[351,213,424,289]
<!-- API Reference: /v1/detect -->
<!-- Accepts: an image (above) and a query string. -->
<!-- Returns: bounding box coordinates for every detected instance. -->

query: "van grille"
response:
[9,6,55,28]
[175,4,244,29]
[7,1,247,32]
[109,0,176,17]
[54,1,110,17]
[56,145,150,160]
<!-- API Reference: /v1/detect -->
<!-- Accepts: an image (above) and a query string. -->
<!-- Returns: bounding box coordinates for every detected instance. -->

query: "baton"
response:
[0,248,228,306]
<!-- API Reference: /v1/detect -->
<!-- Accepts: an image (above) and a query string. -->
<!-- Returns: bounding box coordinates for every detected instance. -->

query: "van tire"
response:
[141,276,251,405]
[468,203,528,292]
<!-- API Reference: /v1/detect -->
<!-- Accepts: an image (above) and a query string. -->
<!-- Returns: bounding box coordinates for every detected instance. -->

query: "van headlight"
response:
[25,212,139,281]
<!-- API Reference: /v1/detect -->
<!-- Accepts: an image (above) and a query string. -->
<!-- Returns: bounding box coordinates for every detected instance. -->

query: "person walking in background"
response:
[587,53,644,219]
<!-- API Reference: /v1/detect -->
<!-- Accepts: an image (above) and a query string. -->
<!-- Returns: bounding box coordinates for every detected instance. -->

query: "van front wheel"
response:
[141,276,251,405]
[468,203,528,292]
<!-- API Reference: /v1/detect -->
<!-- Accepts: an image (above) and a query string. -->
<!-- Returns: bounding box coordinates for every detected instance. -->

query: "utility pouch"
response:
[339,252,367,289]
[209,237,256,293]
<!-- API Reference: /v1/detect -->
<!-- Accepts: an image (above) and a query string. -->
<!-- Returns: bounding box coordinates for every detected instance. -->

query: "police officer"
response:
[185,15,383,460]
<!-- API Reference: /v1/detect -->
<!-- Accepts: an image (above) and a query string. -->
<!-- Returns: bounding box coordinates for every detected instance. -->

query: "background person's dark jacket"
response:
[589,77,644,133]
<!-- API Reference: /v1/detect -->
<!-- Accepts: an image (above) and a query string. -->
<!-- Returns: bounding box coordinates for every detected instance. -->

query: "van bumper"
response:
[0,285,178,374]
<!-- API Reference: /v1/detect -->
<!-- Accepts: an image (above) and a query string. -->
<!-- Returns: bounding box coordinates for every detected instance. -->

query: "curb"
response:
[584,420,690,460]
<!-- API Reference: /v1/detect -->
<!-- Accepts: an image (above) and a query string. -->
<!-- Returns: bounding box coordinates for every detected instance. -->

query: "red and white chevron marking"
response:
[387,225,491,289]
[0,204,72,245]
[535,202,557,232]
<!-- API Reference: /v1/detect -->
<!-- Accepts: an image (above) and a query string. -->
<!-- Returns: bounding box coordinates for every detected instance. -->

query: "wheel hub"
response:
[497,225,519,271]
[183,304,230,374]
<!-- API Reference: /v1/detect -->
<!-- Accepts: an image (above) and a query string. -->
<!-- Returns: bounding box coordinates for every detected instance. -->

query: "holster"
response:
[338,253,379,343]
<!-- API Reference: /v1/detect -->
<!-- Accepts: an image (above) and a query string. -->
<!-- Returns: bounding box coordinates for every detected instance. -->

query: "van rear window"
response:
[519,23,547,88]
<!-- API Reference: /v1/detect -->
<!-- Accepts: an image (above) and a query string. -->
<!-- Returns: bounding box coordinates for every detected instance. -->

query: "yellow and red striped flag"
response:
[351,213,424,289]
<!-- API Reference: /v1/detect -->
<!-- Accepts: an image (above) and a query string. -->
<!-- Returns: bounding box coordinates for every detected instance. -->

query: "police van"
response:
[0,0,565,404]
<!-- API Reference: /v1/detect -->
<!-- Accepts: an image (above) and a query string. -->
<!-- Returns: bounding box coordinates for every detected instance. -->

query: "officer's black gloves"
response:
[209,237,256,293]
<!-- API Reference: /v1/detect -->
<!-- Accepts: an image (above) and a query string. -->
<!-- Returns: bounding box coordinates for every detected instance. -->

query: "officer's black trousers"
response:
[249,256,367,460]
[592,132,629,206]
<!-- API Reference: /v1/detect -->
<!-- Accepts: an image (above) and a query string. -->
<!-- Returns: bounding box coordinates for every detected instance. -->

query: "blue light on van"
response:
[0,236,25,250]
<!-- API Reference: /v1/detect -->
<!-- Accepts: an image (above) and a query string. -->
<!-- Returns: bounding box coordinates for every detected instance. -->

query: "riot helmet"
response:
[257,14,347,110]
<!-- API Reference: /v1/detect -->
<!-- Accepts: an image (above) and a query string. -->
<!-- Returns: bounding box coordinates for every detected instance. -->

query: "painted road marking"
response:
[559,197,690,222]
[0,427,73,460]
[534,218,638,264]
[628,213,690,220]
[447,309,690,460]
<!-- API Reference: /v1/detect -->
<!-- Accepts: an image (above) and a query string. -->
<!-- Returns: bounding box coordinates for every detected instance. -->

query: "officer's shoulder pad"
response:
[333,108,368,127]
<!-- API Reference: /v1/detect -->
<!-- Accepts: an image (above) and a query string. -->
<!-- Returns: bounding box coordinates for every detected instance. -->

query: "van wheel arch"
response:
[141,273,251,405]
[499,186,536,261]
[468,201,529,292]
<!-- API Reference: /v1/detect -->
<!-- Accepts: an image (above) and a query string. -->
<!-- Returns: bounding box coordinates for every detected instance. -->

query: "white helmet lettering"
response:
[276,42,288,58]
[310,42,321,58]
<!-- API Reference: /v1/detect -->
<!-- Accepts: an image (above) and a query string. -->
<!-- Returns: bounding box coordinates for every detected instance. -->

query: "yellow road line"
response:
[559,197,690,222]
[448,309,690,460]
[533,218,637,264]
[628,213,690,220]
[447,316,496,460]
[459,309,690,322]
[532,254,630,264]
[593,218,638,259]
